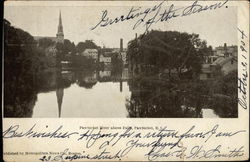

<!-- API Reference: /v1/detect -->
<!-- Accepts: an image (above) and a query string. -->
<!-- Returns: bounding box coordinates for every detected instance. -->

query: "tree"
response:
[4,19,46,117]
[127,30,208,79]
[63,39,76,54]
[76,40,99,53]
[38,38,55,48]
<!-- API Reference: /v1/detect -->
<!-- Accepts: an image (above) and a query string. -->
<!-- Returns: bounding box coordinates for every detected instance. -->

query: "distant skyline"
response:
[4,1,237,48]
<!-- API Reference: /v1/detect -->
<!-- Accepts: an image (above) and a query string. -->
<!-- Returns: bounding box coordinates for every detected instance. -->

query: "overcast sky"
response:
[4,1,237,48]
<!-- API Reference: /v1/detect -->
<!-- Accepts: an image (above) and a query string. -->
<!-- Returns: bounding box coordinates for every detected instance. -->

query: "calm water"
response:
[4,66,226,118]
[33,82,131,118]
[29,68,219,118]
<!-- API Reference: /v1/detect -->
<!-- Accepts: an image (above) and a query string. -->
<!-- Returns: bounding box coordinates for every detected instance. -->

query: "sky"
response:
[4,1,237,48]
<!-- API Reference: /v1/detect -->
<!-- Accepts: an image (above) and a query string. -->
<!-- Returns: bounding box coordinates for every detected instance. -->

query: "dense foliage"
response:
[4,19,45,117]
[127,30,212,79]
[126,30,237,118]
[76,40,100,53]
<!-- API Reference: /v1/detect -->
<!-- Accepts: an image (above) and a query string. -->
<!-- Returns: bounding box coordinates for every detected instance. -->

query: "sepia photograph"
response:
[3,0,239,118]
[2,1,249,162]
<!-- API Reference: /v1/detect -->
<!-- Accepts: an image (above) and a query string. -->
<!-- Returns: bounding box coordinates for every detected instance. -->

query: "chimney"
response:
[224,43,228,57]
[120,38,123,52]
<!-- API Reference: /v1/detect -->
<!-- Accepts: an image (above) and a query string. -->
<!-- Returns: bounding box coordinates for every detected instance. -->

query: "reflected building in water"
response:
[55,70,76,117]
[76,70,97,89]
[99,69,111,79]
[38,70,76,118]
[56,88,64,117]
[56,71,64,118]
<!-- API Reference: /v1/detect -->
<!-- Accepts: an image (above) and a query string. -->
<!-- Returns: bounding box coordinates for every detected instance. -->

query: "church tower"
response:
[56,11,64,43]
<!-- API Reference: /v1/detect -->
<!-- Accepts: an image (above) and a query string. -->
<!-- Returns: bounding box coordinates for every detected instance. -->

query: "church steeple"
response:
[56,11,64,43]
[59,11,62,27]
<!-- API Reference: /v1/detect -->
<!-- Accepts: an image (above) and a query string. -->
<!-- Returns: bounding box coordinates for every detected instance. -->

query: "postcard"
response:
[2,0,249,161]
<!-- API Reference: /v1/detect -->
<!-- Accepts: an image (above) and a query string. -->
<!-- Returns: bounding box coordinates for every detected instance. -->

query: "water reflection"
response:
[125,65,237,118]
[4,64,236,118]
[4,65,38,117]
[31,66,130,117]
[33,82,130,118]
[126,78,195,118]
[56,71,64,118]
[76,70,97,89]
[126,75,230,118]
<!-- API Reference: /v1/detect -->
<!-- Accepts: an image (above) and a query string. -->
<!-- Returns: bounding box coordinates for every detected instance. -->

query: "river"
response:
[33,82,131,118]
[30,68,220,118]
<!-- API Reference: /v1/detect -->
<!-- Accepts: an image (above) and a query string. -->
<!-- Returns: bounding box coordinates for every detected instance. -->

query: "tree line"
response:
[127,30,213,80]
[126,30,238,118]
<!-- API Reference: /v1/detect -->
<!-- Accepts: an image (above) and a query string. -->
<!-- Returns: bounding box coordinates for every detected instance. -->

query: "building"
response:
[211,56,237,75]
[33,11,64,44]
[214,43,237,57]
[99,52,113,65]
[203,55,218,64]
[227,46,238,57]
[56,11,64,43]
[81,49,98,60]
[111,48,120,53]
[200,55,237,80]
[212,43,238,75]
[199,43,238,80]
